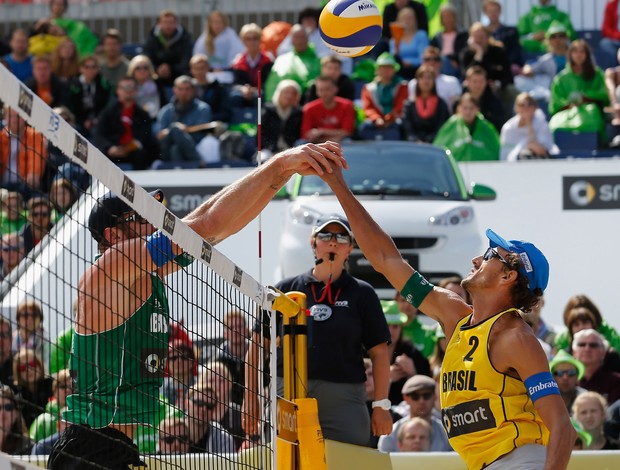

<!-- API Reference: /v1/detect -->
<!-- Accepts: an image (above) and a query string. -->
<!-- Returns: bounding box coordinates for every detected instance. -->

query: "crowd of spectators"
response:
[1,0,619,178]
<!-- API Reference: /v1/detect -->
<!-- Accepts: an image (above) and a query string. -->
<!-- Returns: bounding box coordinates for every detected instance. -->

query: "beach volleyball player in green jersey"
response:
[47,142,346,469]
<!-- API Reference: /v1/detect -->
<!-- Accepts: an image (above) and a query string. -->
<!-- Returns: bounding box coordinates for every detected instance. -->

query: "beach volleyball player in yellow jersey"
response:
[320,166,575,469]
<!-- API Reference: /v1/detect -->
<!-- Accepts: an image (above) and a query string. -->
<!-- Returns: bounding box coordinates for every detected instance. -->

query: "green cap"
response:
[549,349,585,380]
[545,20,567,39]
[381,300,408,325]
[571,418,592,447]
[376,52,400,72]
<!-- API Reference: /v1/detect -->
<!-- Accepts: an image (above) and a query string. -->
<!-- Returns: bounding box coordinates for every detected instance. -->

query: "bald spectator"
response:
[573,329,620,405]
[378,375,451,452]
[264,24,321,102]
[396,416,432,452]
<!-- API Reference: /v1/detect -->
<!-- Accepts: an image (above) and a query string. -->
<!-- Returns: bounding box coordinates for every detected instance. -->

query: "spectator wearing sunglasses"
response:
[11,348,53,427]
[21,196,53,254]
[186,383,234,454]
[572,329,620,405]
[0,232,26,281]
[0,385,33,455]
[161,339,197,411]
[408,46,461,110]
[157,416,189,454]
[378,374,451,452]
[548,350,586,416]
[244,214,392,447]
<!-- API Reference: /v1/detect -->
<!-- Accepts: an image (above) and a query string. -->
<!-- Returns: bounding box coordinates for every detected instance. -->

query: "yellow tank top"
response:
[440,309,549,469]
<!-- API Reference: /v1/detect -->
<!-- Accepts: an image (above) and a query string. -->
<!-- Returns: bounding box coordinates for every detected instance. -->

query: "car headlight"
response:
[289,205,323,226]
[429,206,474,226]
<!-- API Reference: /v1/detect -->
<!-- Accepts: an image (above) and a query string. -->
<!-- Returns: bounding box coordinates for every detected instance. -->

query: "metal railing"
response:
[0,0,316,44]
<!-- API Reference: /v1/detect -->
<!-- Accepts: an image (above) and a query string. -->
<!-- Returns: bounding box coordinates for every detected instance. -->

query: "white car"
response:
[276,141,496,297]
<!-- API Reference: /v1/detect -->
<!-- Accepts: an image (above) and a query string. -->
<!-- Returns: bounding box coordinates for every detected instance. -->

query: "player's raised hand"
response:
[276,141,346,177]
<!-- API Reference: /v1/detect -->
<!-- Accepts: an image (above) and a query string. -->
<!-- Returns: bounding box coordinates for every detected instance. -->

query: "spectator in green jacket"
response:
[517,0,576,54]
[548,40,609,142]
[264,24,321,102]
[433,93,500,161]
[554,294,620,355]
[0,191,27,235]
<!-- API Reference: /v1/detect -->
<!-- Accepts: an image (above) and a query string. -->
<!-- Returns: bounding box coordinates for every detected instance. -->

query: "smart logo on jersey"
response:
[563,176,620,210]
[442,399,496,438]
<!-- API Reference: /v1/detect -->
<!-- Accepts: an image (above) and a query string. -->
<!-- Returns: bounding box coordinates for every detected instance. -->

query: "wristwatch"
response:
[371,399,391,410]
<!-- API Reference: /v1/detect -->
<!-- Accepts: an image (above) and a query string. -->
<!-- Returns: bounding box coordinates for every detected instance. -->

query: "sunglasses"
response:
[122,213,147,224]
[408,391,433,401]
[1,245,23,252]
[190,398,216,409]
[0,403,17,412]
[161,434,188,444]
[576,342,601,349]
[553,369,578,378]
[316,232,351,244]
[483,247,511,267]
[168,355,192,361]
[423,57,441,62]
[18,361,41,372]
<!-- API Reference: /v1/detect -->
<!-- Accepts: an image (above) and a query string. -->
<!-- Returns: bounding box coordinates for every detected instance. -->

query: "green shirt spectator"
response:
[517,0,576,54]
[433,93,499,161]
[264,25,321,102]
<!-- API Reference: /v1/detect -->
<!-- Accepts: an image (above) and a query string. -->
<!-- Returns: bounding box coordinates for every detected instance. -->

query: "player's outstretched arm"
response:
[183,141,345,245]
[321,165,469,332]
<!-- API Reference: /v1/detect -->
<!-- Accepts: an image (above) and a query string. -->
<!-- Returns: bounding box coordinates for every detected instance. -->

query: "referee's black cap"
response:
[88,189,163,243]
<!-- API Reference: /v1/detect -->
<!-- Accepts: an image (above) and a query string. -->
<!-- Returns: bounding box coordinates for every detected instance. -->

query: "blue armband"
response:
[524,371,560,403]
[146,230,175,267]
[401,272,434,308]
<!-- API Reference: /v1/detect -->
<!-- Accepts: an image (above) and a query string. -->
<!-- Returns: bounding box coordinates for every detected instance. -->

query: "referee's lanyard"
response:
[307,277,342,347]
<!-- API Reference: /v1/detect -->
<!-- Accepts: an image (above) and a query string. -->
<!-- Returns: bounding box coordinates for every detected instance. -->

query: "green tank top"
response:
[63,274,169,428]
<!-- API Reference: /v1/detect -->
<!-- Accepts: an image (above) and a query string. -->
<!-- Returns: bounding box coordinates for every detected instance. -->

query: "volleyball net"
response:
[0,63,277,468]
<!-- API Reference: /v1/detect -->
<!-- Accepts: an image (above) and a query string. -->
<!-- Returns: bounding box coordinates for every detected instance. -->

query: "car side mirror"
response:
[470,183,496,201]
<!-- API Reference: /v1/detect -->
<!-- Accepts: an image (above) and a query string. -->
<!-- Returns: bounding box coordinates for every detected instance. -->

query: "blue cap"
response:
[486,228,549,293]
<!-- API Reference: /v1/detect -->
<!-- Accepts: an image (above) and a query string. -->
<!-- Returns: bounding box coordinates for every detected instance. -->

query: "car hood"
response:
[291,196,475,235]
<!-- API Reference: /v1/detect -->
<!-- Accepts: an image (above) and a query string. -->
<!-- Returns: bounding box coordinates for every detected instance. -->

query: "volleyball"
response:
[319,0,382,58]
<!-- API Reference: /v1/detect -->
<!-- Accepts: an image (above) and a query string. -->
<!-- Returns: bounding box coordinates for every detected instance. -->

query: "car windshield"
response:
[298,143,465,200]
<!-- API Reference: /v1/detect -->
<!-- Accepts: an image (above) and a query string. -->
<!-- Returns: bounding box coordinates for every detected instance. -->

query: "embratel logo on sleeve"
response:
[442,399,496,438]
